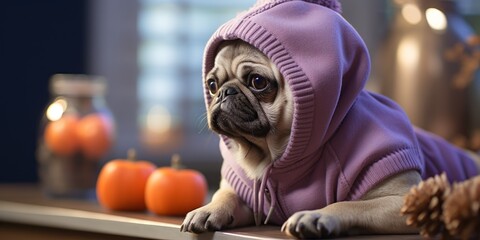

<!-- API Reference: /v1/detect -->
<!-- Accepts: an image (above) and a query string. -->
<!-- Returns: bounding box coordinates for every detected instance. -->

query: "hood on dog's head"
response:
[203,0,370,168]
[252,0,342,13]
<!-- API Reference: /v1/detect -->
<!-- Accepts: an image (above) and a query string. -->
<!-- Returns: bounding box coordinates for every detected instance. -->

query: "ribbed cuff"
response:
[346,147,423,201]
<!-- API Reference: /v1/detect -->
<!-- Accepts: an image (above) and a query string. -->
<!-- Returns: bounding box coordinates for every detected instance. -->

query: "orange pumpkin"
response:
[145,154,208,216]
[44,114,79,156]
[77,113,114,160]
[97,149,155,211]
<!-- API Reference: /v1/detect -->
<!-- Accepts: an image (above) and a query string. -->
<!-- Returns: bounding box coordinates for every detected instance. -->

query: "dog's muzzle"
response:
[209,85,270,138]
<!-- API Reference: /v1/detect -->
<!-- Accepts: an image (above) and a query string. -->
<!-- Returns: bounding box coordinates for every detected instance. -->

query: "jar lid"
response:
[50,74,107,96]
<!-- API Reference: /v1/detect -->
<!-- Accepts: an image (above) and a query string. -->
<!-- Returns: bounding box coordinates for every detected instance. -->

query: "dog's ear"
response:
[253,0,342,13]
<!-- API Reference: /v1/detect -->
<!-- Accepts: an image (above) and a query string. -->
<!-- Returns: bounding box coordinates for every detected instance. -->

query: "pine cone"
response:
[401,173,450,238]
[443,175,480,240]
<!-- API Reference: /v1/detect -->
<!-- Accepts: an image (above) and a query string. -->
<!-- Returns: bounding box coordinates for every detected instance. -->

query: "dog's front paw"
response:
[281,210,341,239]
[180,204,234,233]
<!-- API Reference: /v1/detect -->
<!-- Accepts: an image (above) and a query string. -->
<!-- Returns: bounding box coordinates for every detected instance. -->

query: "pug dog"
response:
[180,40,412,237]
[180,0,480,238]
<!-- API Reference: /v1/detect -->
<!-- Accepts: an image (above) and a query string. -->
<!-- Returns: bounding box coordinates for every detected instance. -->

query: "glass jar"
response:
[36,74,115,198]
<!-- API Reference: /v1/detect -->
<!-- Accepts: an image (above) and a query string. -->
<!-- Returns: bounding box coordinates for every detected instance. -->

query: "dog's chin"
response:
[209,100,271,138]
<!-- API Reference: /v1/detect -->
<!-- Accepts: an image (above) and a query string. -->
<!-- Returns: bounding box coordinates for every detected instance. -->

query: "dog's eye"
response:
[207,79,218,95]
[249,74,269,90]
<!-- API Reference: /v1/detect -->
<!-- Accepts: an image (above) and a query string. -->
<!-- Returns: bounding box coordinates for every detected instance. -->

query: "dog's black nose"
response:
[224,87,238,96]
[217,86,239,102]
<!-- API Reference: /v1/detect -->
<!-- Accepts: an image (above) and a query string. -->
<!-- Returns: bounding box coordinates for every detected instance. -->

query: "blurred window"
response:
[136,0,255,156]
[89,0,254,184]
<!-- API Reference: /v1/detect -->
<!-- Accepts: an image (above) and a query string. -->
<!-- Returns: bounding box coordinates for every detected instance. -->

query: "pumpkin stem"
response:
[171,154,184,169]
[127,148,136,161]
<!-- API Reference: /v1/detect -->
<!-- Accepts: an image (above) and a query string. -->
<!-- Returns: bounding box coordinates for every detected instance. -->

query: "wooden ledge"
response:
[0,184,422,239]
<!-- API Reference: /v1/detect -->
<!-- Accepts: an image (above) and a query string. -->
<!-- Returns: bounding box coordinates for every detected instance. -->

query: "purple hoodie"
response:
[202,0,478,225]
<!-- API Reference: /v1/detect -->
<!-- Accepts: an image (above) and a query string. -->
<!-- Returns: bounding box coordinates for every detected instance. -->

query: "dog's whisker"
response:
[195,112,209,134]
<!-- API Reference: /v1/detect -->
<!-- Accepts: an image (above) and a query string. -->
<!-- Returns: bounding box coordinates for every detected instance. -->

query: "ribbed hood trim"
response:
[204,0,359,169]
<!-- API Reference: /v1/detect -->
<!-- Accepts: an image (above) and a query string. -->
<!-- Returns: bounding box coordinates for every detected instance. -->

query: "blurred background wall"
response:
[0,1,88,182]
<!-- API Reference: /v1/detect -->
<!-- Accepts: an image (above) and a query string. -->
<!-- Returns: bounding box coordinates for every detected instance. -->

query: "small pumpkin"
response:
[44,114,80,157]
[77,113,114,160]
[97,149,155,211]
[145,154,208,216]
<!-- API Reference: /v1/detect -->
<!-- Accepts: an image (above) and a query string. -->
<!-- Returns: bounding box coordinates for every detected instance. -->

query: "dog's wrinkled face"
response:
[205,40,293,174]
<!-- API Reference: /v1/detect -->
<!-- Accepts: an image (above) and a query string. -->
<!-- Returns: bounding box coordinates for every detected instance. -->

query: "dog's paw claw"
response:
[181,205,233,233]
[282,211,341,239]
